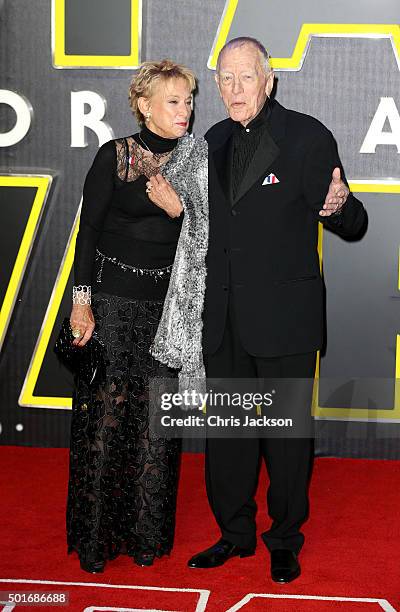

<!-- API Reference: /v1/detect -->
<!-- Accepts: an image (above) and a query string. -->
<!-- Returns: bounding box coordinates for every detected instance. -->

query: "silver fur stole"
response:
[150,135,208,392]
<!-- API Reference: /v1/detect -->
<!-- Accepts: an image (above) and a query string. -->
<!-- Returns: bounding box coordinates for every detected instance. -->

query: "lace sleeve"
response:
[74,140,116,287]
[115,138,129,181]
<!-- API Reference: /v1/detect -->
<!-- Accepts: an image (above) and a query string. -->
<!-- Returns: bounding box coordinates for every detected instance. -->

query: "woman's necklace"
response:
[137,133,168,162]
[138,133,153,153]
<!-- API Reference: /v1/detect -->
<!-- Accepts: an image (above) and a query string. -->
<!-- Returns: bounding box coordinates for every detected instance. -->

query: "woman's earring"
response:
[145,112,151,121]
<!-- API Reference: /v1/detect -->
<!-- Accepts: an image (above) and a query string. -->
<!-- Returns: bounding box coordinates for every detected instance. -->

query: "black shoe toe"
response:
[270,549,300,583]
[133,551,155,567]
[188,539,254,569]
[79,558,105,574]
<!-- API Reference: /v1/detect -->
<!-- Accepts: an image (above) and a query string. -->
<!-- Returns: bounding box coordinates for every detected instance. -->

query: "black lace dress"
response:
[67,127,182,567]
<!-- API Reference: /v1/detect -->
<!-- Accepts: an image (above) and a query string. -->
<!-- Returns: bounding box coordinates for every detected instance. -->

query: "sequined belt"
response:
[95,248,173,283]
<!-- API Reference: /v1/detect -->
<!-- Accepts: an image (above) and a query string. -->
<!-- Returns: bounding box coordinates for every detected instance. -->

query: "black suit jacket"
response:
[203,100,367,357]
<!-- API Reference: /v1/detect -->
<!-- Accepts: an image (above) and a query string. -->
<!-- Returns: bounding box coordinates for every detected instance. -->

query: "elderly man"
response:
[187,37,366,582]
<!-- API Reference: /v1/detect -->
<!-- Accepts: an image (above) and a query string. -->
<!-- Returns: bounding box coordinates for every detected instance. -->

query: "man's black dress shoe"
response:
[188,538,255,568]
[270,549,300,583]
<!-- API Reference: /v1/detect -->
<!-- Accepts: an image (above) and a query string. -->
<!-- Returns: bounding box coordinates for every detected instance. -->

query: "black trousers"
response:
[204,299,316,554]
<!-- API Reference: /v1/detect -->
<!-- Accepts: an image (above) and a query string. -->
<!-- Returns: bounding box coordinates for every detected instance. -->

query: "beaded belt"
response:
[95,248,173,283]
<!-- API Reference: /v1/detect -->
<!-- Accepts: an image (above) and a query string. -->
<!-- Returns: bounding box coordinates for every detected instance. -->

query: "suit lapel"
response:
[233,128,280,205]
[212,132,234,206]
[233,100,287,206]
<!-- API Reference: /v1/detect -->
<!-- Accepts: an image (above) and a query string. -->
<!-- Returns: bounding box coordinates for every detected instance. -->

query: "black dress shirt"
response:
[231,100,272,200]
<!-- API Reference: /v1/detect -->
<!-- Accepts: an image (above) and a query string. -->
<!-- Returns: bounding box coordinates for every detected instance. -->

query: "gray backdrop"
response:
[0,0,399,457]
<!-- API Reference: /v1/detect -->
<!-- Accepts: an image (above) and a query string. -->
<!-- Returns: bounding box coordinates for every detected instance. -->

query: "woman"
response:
[67,60,208,573]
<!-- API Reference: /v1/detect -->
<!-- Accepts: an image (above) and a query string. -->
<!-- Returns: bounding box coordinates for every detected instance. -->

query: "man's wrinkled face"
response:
[216,44,274,126]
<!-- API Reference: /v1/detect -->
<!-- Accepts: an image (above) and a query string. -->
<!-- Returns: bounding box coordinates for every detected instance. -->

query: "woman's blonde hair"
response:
[129,59,196,125]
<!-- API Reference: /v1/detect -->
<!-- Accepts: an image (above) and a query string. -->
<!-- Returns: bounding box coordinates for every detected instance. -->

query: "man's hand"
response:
[70,304,95,347]
[146,174,183,218]
[319,167,349,217]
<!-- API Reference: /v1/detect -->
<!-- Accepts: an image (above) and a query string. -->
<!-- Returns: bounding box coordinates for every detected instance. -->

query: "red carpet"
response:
[0,447,399,611]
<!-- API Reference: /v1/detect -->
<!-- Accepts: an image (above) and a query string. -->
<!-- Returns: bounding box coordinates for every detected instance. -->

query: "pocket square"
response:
[263,173,280,185]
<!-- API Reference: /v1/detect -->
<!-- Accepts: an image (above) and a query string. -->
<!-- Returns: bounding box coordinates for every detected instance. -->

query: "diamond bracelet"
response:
[73,285,91,305]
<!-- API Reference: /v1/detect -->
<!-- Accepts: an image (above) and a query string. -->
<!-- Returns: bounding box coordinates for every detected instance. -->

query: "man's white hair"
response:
[216,36,272,75]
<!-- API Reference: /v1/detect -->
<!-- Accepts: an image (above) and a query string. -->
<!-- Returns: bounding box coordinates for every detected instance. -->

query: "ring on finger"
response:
[71,328,82,339]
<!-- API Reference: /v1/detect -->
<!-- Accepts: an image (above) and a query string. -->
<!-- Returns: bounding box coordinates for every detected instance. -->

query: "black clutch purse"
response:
[54,317,106,387]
